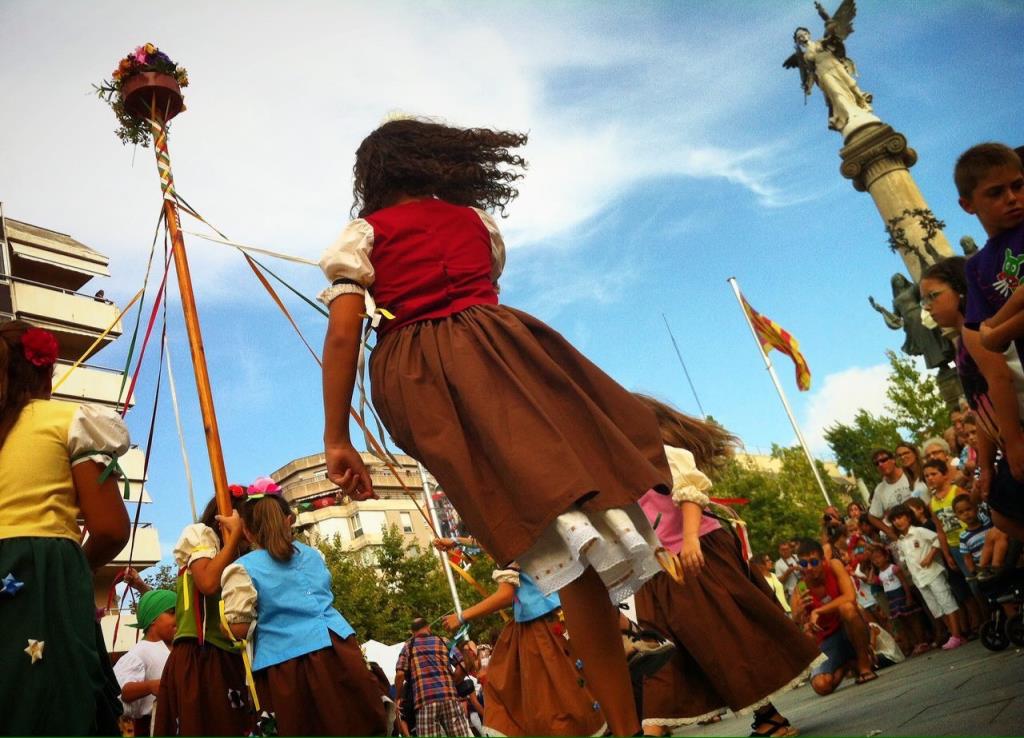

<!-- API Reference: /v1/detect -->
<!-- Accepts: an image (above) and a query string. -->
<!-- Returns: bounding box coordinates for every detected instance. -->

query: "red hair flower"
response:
[228,484,247,499]
[21,328,58,367]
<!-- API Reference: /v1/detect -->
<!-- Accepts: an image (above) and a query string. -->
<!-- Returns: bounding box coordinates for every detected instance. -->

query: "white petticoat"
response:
[517,503,662,603]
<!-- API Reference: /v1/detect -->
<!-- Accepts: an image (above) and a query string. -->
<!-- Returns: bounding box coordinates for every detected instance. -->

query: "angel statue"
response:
[784,0,875,134]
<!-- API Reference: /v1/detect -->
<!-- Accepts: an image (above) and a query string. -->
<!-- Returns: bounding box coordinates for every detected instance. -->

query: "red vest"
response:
[365,199,499,334]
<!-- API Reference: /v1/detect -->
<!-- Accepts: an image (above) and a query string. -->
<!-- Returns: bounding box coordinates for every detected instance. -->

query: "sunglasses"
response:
[797,558,821,568]
[874,457,893,466]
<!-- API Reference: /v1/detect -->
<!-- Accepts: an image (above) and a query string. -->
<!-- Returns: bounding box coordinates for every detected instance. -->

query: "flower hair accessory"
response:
[246,477,282,500]
[21,328,59,368]
[228,484,247,499]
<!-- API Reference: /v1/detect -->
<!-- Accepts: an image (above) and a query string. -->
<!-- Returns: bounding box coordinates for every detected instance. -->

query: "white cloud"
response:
[802,363,891,454]
[0,1,813,306]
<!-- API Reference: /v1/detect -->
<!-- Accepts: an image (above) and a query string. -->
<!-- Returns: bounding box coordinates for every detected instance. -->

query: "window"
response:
[400,512,413,533]
[350,513,363,538]
[311,470,328,483]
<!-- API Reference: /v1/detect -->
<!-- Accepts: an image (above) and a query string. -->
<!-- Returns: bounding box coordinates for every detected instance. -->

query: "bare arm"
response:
[120,679,161,703]
[963,328,1024,479]
[322,293,375,500]
[867,513,895,541]
[678,502,705,576]
[980,286,1024,350]
[811,560,857,616]
[74,461,130,570]
[190,512,243,596]
[973,431,997,504]
[443,582,516,630]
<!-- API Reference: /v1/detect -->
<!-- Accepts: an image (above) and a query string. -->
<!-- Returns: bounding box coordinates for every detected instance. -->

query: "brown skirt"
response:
[635,529,821,727]
[483,617,605,736]
[153,638,253,736]
[253,632,388,736]
[370,304,670,564]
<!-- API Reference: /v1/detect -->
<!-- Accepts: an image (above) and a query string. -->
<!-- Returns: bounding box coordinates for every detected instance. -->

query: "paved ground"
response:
[672,640,1024,736]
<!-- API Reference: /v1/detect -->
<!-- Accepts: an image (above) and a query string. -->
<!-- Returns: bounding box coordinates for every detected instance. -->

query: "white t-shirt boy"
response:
[113,639,170,719]
[895,526,944,588]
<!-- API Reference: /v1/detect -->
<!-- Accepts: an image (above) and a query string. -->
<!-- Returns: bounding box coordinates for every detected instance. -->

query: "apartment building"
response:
[270,451,453,557]
[0,206,159,651]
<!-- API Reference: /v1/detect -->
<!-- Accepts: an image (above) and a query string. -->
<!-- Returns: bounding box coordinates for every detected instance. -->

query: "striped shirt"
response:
[959,522,994,564]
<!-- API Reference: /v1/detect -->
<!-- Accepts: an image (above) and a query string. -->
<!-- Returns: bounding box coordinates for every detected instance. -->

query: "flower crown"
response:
[242,477,282,501]
[21,328,58,368]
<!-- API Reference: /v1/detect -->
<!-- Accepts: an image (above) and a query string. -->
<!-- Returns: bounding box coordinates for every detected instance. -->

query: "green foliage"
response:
[824,351,949,485]
[142,563,178,592]
[883,350,949,443]
[824,410,904,488]
[320,526,505,645]
[715,446,847,556]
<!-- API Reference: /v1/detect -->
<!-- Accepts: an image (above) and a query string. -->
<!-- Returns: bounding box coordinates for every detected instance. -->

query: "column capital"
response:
[839,123,918,192]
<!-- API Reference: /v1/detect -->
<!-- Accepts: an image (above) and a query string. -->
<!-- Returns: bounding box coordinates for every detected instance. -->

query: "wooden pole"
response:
[150,108,231,517]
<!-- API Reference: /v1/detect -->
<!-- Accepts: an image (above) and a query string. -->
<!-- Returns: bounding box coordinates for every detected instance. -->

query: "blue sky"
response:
[2,0,1022,566]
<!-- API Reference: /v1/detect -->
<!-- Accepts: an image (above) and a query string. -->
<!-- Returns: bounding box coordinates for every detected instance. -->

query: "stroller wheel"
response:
[1007,613,1024,647]
[981,620,1010,651]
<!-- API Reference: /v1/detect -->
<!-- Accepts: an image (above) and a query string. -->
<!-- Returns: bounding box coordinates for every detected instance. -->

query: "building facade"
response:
[270,451,447,557]
[0,206,160,651]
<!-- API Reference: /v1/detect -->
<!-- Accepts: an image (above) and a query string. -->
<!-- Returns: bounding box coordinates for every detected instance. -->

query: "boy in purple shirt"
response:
[955,142,1024,539]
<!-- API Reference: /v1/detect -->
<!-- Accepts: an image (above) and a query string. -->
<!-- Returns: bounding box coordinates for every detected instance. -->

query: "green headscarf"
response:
[129,589,176,631]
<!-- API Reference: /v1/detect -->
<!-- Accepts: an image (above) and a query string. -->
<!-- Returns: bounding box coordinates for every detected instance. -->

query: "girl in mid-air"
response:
[319,118,670,734]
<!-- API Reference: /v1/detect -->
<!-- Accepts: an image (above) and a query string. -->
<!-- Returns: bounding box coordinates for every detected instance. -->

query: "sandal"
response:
[749,715,798,737]
[855,671,878,685]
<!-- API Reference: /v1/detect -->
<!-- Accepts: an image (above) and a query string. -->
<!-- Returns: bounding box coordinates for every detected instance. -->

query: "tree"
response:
[713,446,844,556]
[321,525,505,645]
[142,563,178,592]
[824,410,904,488]
[883,350,948,443]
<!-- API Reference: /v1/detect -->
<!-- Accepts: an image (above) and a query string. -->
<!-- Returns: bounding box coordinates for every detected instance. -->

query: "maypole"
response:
[99,48,231,517]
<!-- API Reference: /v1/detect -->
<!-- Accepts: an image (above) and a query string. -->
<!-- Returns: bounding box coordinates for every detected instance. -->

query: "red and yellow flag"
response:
[740,295,812,391]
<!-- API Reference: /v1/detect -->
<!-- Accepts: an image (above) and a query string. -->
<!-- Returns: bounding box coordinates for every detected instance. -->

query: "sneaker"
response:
[941,636,964,650]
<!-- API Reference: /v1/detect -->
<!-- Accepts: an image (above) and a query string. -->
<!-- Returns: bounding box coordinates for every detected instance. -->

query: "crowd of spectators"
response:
[756,404,1023,698]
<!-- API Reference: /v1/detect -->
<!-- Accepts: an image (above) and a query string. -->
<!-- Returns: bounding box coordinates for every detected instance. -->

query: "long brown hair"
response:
[0,320,53,446]
[352,118,528,218]
[634,394,738,475]
[240,495,295,562]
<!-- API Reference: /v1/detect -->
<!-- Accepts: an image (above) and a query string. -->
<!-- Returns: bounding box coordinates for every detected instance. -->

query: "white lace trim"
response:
[517,504,661,604]
[483,721,606,737]
[641,652,826,728]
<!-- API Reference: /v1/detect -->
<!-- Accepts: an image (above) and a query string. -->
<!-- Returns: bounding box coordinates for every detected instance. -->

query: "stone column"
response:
[839,122,955,282]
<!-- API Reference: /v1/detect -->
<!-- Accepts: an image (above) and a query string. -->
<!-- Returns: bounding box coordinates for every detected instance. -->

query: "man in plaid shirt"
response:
[395,617,473,736]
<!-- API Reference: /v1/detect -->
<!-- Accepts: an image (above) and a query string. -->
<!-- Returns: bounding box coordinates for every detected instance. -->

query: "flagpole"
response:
[727,277,833,506]
[661,313,707,419]
[418,462,464,616]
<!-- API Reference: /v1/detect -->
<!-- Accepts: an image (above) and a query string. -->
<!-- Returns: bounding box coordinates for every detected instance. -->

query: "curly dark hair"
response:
[352,118,528,218]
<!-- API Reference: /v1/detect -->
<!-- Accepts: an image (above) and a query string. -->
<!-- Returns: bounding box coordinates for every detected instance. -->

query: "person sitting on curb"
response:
[790,538,877,695]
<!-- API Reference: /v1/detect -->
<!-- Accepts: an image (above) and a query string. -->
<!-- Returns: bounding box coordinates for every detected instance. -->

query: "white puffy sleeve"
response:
[666,446,712,508]
[491,567,521,587]
[221,562,258,624]
[317,219,375,306]
[66,404,131,467]
[471,208,506,287]
[172,523,221,569]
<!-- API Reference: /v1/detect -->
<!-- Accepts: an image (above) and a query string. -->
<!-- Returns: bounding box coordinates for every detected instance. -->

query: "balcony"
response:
[51,361,134,410]
[104,524,161,569]
[11,278,122,361]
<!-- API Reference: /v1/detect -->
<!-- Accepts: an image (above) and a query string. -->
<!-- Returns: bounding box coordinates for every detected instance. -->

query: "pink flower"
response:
[247,477,281,496]
[134,46,148,64]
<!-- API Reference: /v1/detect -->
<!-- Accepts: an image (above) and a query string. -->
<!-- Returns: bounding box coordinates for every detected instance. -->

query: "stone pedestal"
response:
[839,122,954,281]
[936,363,965,411]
